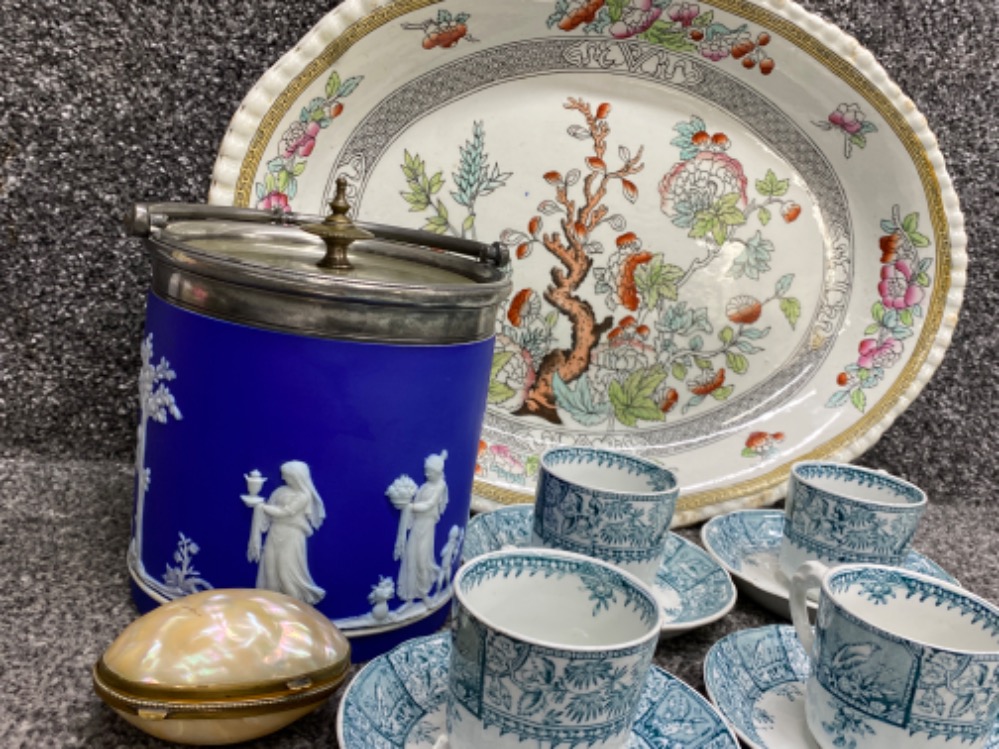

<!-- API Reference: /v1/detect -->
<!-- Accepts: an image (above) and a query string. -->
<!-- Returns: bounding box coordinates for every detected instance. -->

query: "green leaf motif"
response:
[640,20,698,51]
[608,368,667,428]
[634,256,685,308]
[711,385,734,401]
[553,373,610,427]
[726,351,749,374]
[758,206,771,226]
[780,297,801,329]
[755,169,790,198]
[851,388,867,412]
[325,71,341,99]
[489,380,516,404]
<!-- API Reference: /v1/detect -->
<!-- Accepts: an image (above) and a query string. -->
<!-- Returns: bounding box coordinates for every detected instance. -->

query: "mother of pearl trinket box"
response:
[92,588,351,745]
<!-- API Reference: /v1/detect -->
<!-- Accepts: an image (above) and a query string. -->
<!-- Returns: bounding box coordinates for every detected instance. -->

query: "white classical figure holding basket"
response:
[387,450,450,607]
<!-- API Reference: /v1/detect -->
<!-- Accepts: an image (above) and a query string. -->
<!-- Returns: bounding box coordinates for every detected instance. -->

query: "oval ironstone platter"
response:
[210,0,965,525]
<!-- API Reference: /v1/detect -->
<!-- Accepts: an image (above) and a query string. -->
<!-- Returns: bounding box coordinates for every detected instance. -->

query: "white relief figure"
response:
[388,450,450,607]
[242,461,326,605]
[435,525,463,595]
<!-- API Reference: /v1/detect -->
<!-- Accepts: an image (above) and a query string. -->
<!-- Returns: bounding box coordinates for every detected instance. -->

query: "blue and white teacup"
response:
[778,461,927,583]
[790,561,999,749]
[445,548,664,749]
[532,447,679,585]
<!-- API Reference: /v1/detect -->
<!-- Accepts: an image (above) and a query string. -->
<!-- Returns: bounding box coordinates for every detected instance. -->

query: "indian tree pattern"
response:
[828,205,933,412]
[400,120,510,239]
[448,607,653,746]
[254,70,362,211]
[401,9,478,49]
[492,104,802,427]
[814,103,879,159]
[547,0,777,75]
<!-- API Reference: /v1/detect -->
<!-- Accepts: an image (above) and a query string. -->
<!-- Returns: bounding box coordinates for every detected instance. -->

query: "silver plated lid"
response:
[128,179,511,344]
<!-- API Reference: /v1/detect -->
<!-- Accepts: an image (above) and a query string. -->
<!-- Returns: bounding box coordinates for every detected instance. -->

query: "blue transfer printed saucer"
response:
[337,632,740,748]
[703,625,999,749]
[699,510,957,620]
[463,505,737,638]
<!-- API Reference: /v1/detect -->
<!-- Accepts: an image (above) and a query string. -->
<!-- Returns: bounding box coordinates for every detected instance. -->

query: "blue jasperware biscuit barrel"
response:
[125,183,510,661]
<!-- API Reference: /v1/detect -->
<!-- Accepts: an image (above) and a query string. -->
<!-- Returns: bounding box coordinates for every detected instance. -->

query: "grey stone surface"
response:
[0,0,996,746]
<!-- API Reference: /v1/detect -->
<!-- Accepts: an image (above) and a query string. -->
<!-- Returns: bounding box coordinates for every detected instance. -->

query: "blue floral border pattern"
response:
[701,510,784,572]
[703,625,809,746]
[458,552,659,626]
[448,603,655,747]
[795,463,924,503]
[631,666,740,748]
[656,534,735,623]
[340,634,449,747]
[462,505,534,562]
[534,469,677,564]
[784,466,924,565]
[815,567,999,745]
[542,447,678,493]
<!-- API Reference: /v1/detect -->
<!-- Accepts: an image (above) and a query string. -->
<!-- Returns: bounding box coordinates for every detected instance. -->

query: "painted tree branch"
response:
[515,99,644,424]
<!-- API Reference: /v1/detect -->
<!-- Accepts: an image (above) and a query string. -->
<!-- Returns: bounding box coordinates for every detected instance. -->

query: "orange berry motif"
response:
[661,388,679,413]
[618,252,654,311]
[690,369,726,396]
[507,289,534,327]
[726,295,763,325]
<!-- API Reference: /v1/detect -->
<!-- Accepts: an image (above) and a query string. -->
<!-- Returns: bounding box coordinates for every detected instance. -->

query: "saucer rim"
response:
[699,508,957,612]
[464,505,738,634]
[336,630,741,748]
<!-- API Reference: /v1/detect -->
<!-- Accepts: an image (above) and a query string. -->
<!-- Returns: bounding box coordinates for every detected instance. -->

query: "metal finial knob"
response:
[301,177,374,271]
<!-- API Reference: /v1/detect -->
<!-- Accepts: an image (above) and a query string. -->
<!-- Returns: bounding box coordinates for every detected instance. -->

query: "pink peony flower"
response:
[667,1,700,27]
[857,337,903,369]
[281,120,321,159]
[878,260,924,310]
[828,103,867,135]
[609,0,663,38]
[659,150,749,216]
[257,191,291,212]
[699,39,730,61]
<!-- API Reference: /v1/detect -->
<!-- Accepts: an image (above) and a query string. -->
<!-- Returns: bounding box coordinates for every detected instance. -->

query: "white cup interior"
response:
[457,552,659,648]
[794,462,925,506]
[833,568,999,652]
[542,448,675,495]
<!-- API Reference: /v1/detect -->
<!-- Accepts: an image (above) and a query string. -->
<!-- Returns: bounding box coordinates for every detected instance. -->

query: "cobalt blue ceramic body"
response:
[129,292,495,661]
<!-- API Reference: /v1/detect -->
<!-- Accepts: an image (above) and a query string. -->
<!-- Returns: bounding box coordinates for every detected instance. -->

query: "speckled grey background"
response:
[1,0,996,746]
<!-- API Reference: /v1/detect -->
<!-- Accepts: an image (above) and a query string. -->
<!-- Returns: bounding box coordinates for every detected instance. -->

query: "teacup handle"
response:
[789,560,828,654]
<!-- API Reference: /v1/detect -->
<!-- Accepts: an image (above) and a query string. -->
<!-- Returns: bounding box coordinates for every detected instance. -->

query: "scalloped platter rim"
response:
[209,0,966,527]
